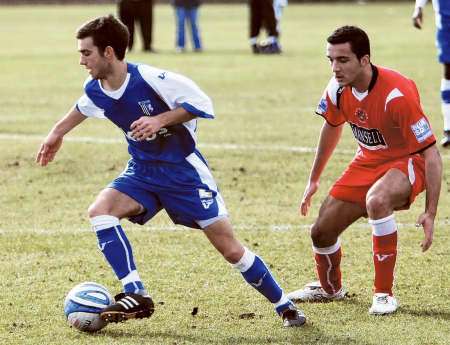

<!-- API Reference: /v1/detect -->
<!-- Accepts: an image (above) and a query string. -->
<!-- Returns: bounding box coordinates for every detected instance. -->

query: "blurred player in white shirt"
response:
[412,0,450,147]
[273,0,287,34]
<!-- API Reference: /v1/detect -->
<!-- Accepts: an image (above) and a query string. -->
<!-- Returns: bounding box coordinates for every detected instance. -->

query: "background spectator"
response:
[249,0,280,54]
[412,0,450,147]
[118,0,155,52]
[274,0,288,35]
[173,0,203,52]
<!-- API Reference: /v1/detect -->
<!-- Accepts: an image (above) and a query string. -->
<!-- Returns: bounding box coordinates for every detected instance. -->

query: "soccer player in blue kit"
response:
[412,0,450,147]
[35,15,305,327]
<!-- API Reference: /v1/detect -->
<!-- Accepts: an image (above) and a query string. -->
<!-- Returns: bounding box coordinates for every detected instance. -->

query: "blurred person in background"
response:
[249,0,281,54]
[172,0,203,53]
[412,0,450,147]
[274,0,287,35]
[118,0,155,52]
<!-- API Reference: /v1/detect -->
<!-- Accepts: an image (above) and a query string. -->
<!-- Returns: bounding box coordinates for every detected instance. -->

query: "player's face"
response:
[326,42,365,87]
[78,37,110,80]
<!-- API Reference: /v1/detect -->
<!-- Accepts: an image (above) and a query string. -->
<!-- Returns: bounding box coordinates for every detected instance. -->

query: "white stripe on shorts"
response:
[185,152,228,218]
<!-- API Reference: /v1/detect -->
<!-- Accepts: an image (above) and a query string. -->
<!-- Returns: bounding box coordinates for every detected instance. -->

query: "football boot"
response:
[259,42,282,54]
[286,281,347,302]
[100,292,154,323]
[275,301,306,327]
[251,43,261,54]
[368,293,398,315]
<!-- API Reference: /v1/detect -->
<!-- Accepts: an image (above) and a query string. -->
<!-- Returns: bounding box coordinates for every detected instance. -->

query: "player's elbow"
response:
[422,144,443,173]
[427,144,442,162]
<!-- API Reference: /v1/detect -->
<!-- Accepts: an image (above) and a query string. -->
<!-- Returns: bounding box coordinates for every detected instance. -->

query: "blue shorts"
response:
[436,15,450,63]
[108,152,228,229]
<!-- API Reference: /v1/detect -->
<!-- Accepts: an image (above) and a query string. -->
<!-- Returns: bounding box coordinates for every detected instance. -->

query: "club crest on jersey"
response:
[316,98,327,115]
[138,100,154,115]
[349,122,388,150]
[355,108,368,123]
[411,117,432,143]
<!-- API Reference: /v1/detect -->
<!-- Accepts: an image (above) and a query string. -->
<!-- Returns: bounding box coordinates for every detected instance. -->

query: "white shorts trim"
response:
[196,214,228,229]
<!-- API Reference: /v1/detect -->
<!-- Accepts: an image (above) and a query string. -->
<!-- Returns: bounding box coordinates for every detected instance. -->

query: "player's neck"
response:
[100,61,128,91]
[351,65,373,93]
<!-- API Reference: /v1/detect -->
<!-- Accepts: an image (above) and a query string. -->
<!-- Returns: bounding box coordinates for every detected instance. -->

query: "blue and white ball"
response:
[63,282,113,332]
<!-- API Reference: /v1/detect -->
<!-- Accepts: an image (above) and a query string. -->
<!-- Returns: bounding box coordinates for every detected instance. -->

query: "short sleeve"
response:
[75,94,106,119]
[315,78,346,126]
[388,91,436,154]
[138,65,214,119]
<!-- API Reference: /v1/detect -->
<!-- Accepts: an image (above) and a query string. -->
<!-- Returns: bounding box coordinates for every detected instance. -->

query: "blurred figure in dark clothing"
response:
[249,0,281,54]
[118,0,155,52]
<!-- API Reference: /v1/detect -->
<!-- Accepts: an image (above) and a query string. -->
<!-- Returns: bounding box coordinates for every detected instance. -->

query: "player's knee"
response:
[223,250,243,264]
[366,193,389,216]
[310,223,331,247]
[87,202,110,218]
[222,245,245,264]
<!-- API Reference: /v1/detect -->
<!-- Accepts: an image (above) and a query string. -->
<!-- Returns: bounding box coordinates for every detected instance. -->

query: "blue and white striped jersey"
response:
[76,63,214,163]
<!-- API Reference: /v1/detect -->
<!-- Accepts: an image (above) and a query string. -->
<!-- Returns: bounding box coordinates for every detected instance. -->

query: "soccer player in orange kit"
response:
[287,26,442,315]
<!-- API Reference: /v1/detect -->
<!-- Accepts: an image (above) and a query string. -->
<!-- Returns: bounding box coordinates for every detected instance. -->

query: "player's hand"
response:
[130,116,163,141]
[412,7,423,29]
[36,133,63,166]
[300,181,319,216]
[416,212,435,252]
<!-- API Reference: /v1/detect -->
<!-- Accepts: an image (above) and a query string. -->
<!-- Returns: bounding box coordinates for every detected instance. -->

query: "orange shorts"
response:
[329,155,425,210]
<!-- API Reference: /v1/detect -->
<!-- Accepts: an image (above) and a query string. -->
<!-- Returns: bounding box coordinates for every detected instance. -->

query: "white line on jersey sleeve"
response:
[326,77,341,106]
[384,88,404,111]
[137,64,215,119]
[75,94,106,119]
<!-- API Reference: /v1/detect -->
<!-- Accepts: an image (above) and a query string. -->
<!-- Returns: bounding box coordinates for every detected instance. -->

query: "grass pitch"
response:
[0,3,449,345]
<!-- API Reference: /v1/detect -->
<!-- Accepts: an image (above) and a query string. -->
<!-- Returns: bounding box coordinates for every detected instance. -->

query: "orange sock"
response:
[313,241,342,295]
[370,215,397,296]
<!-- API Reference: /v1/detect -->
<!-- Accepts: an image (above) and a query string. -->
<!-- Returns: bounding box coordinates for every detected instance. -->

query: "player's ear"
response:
[360,54,370,67]
[104,46,115,60]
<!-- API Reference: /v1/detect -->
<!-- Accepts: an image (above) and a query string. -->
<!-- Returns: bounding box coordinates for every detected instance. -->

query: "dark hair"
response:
[327,26,370,60]
[76,15,129,60]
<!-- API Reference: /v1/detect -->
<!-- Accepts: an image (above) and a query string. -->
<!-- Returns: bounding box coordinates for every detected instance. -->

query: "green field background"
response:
[0,3,449,345]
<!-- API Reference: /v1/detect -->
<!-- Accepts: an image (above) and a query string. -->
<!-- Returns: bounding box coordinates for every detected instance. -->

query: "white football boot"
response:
[275,301,307,327]
[286,281,347,302]
[368,293,398,315]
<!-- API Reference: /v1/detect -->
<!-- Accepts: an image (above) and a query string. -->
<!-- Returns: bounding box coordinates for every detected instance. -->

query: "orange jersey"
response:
[316,65,436,165]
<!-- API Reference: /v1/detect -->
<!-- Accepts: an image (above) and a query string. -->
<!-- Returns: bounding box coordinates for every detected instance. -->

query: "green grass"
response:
[0,3,449,345]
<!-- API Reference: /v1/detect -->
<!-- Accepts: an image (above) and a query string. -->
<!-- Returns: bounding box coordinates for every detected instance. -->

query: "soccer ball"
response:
[63,281,114,332]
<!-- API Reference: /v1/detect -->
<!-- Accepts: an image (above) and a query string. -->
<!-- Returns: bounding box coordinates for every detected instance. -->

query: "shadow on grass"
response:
[342,295,450,320]
[321,295,450,321]
[98,322,376,345]
[399,306,450,320]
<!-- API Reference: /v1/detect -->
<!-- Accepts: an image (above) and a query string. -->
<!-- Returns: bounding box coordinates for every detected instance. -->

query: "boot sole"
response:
[100,308,154,323]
